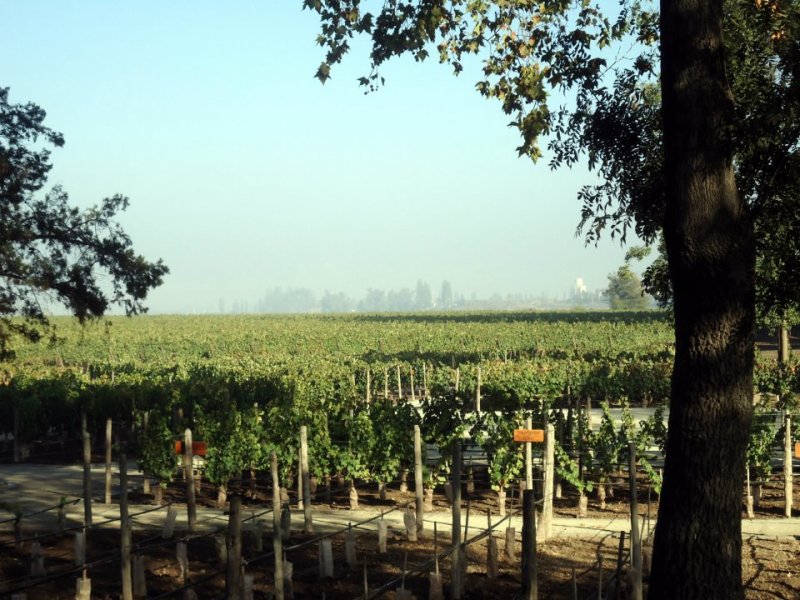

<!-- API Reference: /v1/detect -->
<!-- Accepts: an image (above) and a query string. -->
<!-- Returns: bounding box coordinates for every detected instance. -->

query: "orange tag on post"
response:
[175,441,208,456]
[795,442,800,459]
[513,429,544,443]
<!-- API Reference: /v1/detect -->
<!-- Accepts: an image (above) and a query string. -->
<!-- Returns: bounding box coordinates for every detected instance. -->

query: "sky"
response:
[1,1,639,313]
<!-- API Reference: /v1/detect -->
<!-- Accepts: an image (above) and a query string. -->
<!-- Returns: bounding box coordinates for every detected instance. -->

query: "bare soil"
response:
[2,473,798,600]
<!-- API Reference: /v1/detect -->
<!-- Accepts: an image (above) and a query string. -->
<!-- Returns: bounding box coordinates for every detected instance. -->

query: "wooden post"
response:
[423,362,428,398]
[141,411,150,495]
[396,365,403,400]
[105,418,113,504]
[475,366,481,413]
[614,531,626,600]
[162,506,177,539]
[226,495,242,600]
[451,440,462,599]
[271,452,284,600]
[296,448,303,510]
[81,409,92,528]
[366,368,371,404]
[525,417,533,492]
[410,366,416,402]
[785,414,793,518]
[378,515,388,553]
[414,425,424,535]
[120,451,133,600]
[177,541,189,584]
[74,532,85,566]
[628,442,642,600]
[300,425,313,532]
[31,541,45,577]
[75,571,91,600]
[522,489,537,600]
[543,423,555,541]
[184,428,196,532]
[133,555,146,598]
[486,509,498,578]
[345,523,357,567]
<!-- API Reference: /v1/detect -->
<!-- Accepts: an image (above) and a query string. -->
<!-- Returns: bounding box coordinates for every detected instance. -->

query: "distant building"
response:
[575,277,588,295]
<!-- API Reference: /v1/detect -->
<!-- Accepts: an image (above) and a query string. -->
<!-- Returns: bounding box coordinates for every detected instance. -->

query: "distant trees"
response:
[605,248,651,311]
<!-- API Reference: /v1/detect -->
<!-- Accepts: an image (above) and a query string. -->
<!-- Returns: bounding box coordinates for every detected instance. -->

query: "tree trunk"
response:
[651,1,754,597]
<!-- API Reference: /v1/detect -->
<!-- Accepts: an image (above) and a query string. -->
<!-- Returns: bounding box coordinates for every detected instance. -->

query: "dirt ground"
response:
[0,519,797,599]
[1,470,799,600]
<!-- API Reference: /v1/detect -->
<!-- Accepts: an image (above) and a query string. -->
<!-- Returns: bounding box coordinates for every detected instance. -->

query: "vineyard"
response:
[1,312,798,504]
[0,311,798,598]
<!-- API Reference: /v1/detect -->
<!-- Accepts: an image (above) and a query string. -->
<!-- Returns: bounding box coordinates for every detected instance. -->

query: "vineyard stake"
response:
[475,366,481,413]
[105,418,113,504]
[81,408,93,528]
[300,425,313,532]
[120,451,133,600]
[271,452,285,600]
[525,417,533,492]
[226,495,242,600]
[614,530,625,600]
[184,428,196,532]
[414,425,424,535]
[785,414,793,518]
[451,440,463,599]
[366,368,371,405]
[142,411,150,495]
[521,489,537,600]
[396,365,402,401]
[628,442,642,600]
[410,366,416,403]
[542,423,555,541]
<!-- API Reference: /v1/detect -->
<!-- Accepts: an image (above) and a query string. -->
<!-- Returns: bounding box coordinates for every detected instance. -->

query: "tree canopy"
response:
[0,88,168,359]
[605,247,651,310]
[303,0,793,596]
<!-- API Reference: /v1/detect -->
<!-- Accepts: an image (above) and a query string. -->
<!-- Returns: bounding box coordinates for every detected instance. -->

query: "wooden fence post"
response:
[785,414,793,518]
[184,428,196,532]
[414,425,424,535]
[366,368,371,405]
[543,423,555,541]
[300,425,313,532]
[522,489,537,600]
[105,418,113,504]
[396,365,403,400]
[628,442,642,600]
[120,451,133,600]
[451,440,463,599]
[525,417,533,492]
[81,409,92,528]
[226,495,242,600]
[142,411,150,496]
[475,367,482,413]
[410,366,416,403]
[271,452,285,600]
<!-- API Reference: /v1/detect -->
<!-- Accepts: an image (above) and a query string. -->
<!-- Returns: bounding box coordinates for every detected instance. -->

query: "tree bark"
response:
[651,1,754,598]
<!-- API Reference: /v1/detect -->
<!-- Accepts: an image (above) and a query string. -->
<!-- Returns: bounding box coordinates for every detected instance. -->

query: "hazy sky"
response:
[1,1,639,313]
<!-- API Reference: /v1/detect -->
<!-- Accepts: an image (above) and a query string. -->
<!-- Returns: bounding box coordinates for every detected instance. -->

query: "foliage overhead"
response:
[0,87,168,359]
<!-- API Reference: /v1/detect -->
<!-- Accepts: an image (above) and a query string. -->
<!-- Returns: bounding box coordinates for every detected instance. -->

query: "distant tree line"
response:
[224,280,558,314]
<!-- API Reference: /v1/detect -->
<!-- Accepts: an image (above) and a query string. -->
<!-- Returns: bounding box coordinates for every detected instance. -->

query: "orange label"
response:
[513,429,544,443]
[174,441,208,456]
[795,442,800,459]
